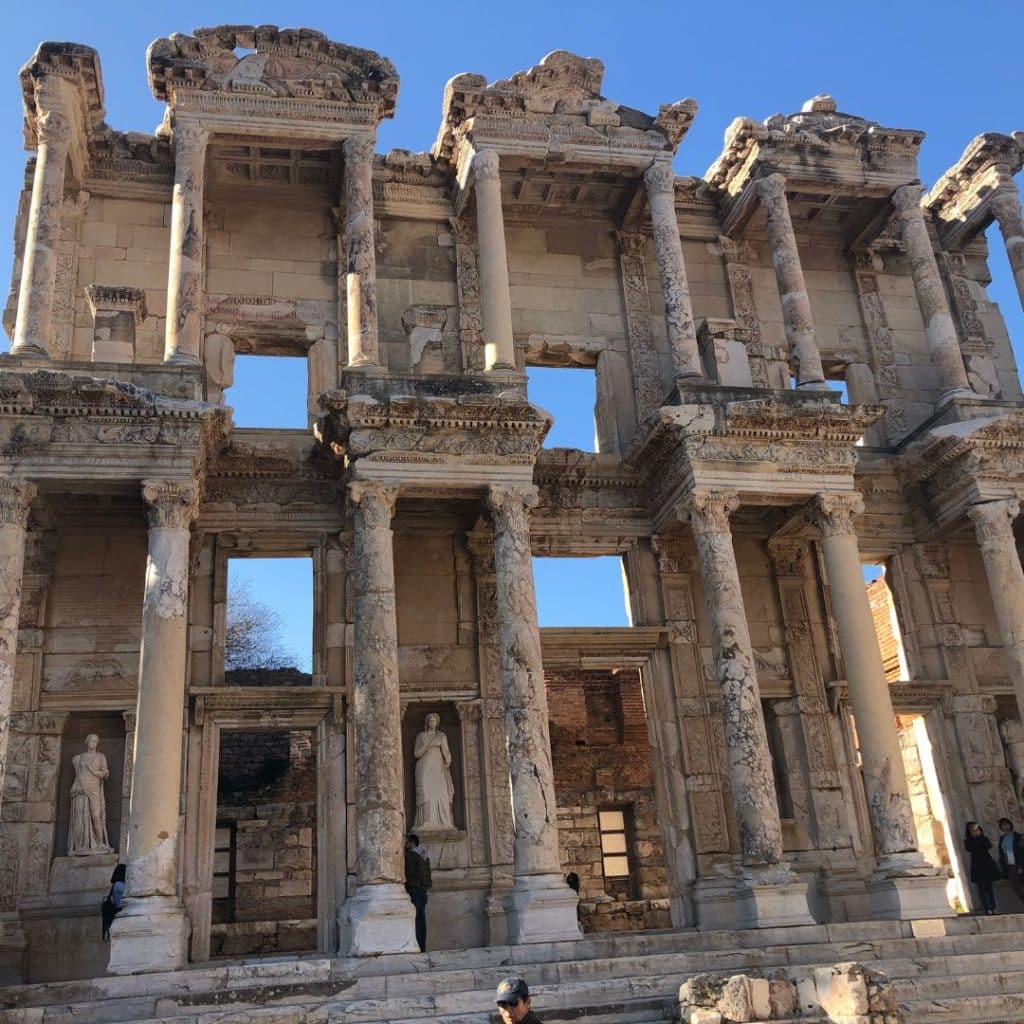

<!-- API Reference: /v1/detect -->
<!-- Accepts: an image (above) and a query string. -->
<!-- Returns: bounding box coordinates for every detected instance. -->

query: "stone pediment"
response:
[147,25,398,121]
[434,50,696,165]
[707,94,924,197]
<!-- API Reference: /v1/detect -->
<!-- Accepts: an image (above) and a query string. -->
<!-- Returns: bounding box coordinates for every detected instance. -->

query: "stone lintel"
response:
[539,626,668,669]
[85,284,147,322]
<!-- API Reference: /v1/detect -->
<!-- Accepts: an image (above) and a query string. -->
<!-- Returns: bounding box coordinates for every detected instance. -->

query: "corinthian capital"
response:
[472,148,501,184]
[172,122,209,161]
[756,173,788,205]
[643,160,675,196]
[967,498,1020,547]
[486,484,538,536]
[681,489,740,535]
[142,479,200,530]
[989,182,1024,222]
[808,492,864,537]
[891,183,925,214]
[0,479,37,528]
[36,107,71,149]
[348,481,398,531]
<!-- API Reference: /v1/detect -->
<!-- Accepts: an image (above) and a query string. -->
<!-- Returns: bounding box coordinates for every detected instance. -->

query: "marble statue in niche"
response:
[412,713,455,831]
[68,734,112,855]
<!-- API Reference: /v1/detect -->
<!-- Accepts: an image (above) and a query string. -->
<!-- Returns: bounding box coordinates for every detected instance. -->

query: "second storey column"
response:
[487,484,580,943]
[342,136,380,368]
[345,481,417,955]
[756,174,826,389]
[990,182,1024,313]
[473,150,516,371]
[643,159,703,383]
[163,123,209,366]
[891,184,971,398]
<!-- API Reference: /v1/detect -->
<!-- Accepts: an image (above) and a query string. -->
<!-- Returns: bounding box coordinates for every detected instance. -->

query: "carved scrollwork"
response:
[681,489,740,536]
[486,484,538,537]
[0,479,37,528]
[472,148,501,183]
[807,492,864,538]
[141,479,200,530]
[347,480,398,531]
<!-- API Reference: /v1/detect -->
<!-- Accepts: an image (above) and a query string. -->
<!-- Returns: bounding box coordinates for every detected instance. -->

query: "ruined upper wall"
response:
[3,29,1023,451]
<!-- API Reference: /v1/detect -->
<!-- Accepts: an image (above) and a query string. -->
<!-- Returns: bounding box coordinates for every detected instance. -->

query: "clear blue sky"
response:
[3,1,1022,652]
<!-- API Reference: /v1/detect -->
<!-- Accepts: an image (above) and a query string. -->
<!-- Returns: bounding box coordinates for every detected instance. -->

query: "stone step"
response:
[893,968,1024,1001]
[901,991,1024,1023]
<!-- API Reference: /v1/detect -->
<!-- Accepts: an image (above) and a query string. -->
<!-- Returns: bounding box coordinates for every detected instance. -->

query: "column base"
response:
[162,352,201,368]
[938,386,980,404]
[867,854,954,920]
[343,359,387,376]
[694,867,815,930]
[795,377,829,391]
[344,883,418,956]
[106,895,189,975]
[7,344,49,361]
[505,873,582,944]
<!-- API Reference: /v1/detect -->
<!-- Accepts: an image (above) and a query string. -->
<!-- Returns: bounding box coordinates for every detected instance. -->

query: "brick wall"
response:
[546,668,670,933]
[867,577,903,682]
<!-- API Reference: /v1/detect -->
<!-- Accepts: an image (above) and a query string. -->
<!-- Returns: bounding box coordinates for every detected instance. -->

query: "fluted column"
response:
[164,123,208,366]
[643,160,702,382]
[685,489,784,866]
[473,150,516,371]
[0,480,35,820]
[809,493,918,859]
[345,481,416,955]
[12,90,72,359]
[968,499,1024,724]
[343,136,380,367]
[891,185,971,397]
[487,484,580,942]
[990,183,1024,313]
[756,174,826,389]
[108,480,198,974]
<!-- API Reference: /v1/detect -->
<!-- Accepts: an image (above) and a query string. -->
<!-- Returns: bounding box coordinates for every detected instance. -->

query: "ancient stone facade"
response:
[1,26,1024,990]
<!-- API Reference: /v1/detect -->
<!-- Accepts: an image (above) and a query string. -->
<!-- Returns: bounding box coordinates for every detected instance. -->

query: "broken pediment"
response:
[147,25,398,120]
[434,50,695,164]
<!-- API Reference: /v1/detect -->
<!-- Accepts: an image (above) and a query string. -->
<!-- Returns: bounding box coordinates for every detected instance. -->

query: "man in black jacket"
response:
[495,977,543,1024]
[404,833,430,952]
[998,818,1024,903]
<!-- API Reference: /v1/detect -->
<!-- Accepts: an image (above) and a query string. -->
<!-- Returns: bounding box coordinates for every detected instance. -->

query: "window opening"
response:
[533,556,631,627]
[598,806,635,898]
[228,354,308,429]
[226,556,313,682]
[526,365,599,451]
[865,563,910,681]
[762,701,794,819]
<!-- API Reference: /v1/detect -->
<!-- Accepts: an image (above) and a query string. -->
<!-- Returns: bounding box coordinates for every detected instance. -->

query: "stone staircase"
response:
[2,916,1024,1023]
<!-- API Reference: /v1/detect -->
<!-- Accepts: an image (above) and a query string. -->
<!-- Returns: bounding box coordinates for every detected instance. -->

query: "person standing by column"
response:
[404,833,431,952]
[964,821,1001,915]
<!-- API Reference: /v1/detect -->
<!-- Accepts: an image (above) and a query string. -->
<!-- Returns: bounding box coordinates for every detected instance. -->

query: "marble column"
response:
[345,481,416,955]
[968,499,1024,725]
[809,492,951,919]
[473,150,516,371]
[756,174,826,389]
[486,485,580,942]
[643,160,703,383]
[683,489,812,927]
[891,185,971,397]
[0,480,35,820]
[108,480,198,975]
[12,90,72,359]
[989,183,1024,313]
[342,136,380,368]
[164,123,208,366]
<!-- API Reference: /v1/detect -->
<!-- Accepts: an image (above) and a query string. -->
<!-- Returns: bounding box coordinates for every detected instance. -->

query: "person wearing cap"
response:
[495,977,541,1024]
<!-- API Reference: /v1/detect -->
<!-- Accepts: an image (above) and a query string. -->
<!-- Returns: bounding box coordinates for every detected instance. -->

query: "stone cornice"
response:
[539,626,667,669]
[434,50,695,170]
[147,25,398,126]
[706,95,924,201]
[19,42,105,155]
[924,132,1024,250]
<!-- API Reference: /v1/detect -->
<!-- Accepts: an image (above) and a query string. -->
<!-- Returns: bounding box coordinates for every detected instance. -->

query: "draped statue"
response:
[412,713,455,831]
[68,734,113,855]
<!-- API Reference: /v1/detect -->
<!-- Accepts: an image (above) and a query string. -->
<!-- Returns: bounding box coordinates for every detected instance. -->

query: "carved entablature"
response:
[85,128,173,197]
[434,49,696,173]
[147,25,398,135]
[317,390,552,490]
[19,42,106,179]
[901,409,1024,532]
[925,132,1024,250]
[707,94,924,237]
[626,388,882,528]
[373,149,451,221]
[0,369,228,481]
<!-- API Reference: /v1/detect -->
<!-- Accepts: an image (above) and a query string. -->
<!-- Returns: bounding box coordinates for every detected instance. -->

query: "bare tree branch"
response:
[225,576,298,671]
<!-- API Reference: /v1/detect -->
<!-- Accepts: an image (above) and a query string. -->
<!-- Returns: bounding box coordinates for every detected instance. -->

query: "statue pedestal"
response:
[48,853,119,908]
[344,883,418,956]
[505,872,581,944]
[107,895,189,975]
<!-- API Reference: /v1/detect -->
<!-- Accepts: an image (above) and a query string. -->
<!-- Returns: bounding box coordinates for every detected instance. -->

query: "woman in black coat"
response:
[964,821,1001,915]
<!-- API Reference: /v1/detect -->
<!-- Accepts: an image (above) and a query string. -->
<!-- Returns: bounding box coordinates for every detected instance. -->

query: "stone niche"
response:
[402,701,465,836]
